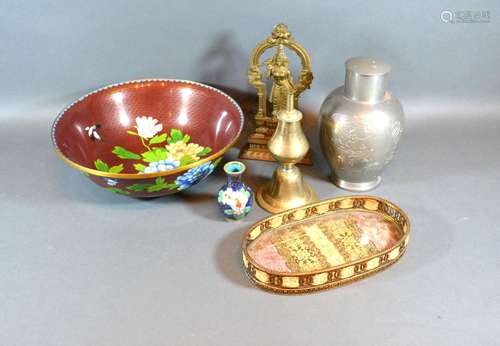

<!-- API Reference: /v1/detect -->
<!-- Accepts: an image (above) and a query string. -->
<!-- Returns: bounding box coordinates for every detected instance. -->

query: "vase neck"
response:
[227,172,243,186]
[223,161,246,187]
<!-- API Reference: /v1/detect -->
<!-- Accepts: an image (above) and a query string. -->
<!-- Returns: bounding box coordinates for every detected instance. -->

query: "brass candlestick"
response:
[239,23,313,165]
[257,93,317,213]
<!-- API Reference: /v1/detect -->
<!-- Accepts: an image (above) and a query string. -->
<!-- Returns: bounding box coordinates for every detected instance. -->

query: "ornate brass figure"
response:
[239,23,313,164]
[256,92,317,213]
[265,44,295,128]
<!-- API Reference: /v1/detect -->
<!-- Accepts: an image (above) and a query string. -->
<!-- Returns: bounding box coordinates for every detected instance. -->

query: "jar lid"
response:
[344,57,392,103]
[345,57,391,76]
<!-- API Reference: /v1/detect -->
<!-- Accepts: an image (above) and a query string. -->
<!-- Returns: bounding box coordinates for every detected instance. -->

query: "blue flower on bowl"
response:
[103,177,119,186]
[175,161,215,190]
[143,159,180,174]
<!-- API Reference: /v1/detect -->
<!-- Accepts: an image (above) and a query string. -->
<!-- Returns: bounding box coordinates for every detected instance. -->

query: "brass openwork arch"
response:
[241,23,313,164]
[248,23,313,129]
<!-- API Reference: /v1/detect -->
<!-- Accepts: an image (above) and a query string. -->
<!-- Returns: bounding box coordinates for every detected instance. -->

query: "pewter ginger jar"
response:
[319,57,404,191]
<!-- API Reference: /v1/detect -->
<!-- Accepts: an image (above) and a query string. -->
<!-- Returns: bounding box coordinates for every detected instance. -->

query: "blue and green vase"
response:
[217,161,253,221]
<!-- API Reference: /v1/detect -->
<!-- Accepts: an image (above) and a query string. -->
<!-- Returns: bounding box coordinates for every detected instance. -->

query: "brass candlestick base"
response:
[257,164,317,213]
[257,92,317,213]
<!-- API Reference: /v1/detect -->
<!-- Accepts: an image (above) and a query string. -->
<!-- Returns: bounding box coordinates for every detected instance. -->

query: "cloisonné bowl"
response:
[52,79,243,197]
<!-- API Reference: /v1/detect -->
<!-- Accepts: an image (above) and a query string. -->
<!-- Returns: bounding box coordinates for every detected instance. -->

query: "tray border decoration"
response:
[242,195,410,294]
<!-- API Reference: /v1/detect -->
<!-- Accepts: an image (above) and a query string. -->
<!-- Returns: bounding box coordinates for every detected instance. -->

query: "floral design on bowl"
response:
[93,115,212,175]
[51,79,243,197]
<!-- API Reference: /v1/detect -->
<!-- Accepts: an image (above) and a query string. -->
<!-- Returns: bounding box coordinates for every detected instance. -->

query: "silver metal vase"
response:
[319,57,404,191]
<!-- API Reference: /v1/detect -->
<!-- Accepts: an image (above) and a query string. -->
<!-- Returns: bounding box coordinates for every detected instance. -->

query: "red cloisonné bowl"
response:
[52,79,244,197]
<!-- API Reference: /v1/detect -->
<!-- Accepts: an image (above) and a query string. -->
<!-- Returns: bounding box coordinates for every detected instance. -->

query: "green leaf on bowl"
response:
[167,128,184,143]
[155,177,166,185]
[213,157,222,167]
[182,134,191,143]
[141,148,168,163]
[197,147,212,157]
[127,183,150,192]
[149,133,167,145]
[108,164,124,173]
[127,177,177,193]
[133,163,146,172]
[106,187,130,195]
[146,177,169,192]
[167,183,178,190]
[147,184,166,192]
[179,155,196,166]
[113,146,141,160]
[94,159,110,172]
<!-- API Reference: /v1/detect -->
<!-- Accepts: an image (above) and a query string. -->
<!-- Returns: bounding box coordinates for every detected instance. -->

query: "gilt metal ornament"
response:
[240,23,313,164]
[256,92,317,213]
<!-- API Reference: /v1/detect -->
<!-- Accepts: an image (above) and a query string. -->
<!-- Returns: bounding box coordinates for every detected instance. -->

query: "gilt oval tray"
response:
[242,195,410,294]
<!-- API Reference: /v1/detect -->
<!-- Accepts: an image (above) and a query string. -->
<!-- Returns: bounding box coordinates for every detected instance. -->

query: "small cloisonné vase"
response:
[217,161,253,221]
